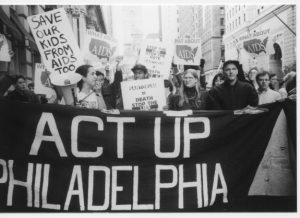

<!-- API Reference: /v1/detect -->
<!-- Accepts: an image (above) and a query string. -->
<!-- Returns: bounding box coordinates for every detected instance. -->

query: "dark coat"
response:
[6,89,39,103]
[206,80,258,110]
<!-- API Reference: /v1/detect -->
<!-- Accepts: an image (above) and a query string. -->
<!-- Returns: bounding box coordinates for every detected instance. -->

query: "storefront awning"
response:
[10,9,38,51]
[0,7,22,40]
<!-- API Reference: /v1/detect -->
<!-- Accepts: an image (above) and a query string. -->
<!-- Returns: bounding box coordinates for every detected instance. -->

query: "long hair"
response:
[75,65,93,91]
[178,69,202,107]
[248,67,259,81]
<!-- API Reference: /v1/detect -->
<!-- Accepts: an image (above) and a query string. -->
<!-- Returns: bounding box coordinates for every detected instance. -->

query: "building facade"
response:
[177,5,203,39]
[223,5,296,80]
[161,5,178,43]
[201,5,225,87]
[112,6,144,58]
[0,5,108,82]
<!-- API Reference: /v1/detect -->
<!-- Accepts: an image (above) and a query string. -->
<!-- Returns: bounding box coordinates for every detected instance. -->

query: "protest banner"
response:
[121,78,166,110]
[138,40,174,79]
[27,8,83,77]
[0,34,11,62]
[174,38,202,66]
[0,99,296,212]
[34,63,55,98]
[81,30,118,68]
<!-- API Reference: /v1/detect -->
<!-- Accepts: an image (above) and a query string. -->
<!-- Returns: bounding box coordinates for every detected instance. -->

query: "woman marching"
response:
[75,64,107,110]
[170,69,206,110]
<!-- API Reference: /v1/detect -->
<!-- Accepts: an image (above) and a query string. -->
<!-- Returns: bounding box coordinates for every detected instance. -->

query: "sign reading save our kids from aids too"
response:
[27,8,83,78]
[121,78,166,110]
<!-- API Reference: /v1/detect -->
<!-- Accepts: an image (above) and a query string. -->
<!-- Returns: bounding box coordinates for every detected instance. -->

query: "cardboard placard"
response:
[121,78,166,110]
[27,8,83,78]
[174,38,202,66]
[138,40,174,79]
[0,34,11,62]
[33,63,55,98]
[81,29,118,68]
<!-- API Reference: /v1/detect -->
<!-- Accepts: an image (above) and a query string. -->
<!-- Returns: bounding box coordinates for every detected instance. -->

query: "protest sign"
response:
[81,30,117,67]
[138,40,173,79]
[0,100,296,212]
[121,78,166,110]
[0,34,11,62]
[27,8,83,77]
[34,63,55,98]
[174,38,202,66]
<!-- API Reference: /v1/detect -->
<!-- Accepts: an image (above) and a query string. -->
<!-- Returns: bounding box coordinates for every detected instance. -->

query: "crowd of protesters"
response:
[0,57,296,111]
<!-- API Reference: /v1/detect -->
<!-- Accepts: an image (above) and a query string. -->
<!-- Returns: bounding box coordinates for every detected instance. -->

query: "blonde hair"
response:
[178,69,202,107]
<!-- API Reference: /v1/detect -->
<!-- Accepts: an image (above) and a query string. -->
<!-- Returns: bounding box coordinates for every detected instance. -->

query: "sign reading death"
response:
[174,38,202,66]
[121,78,166,110]
[27,8,83,76]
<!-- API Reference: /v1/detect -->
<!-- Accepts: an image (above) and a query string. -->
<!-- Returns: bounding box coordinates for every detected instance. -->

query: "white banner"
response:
[27,8,83,78]
[174,38,202,66]
[0,34,11,62]
[138,40,173,79]
[121,78,166,110]
[34,63,55,98]
[81,30,118,68]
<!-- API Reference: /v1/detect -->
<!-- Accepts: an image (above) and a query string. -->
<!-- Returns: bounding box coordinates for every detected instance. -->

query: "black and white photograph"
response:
[0,0,298,214]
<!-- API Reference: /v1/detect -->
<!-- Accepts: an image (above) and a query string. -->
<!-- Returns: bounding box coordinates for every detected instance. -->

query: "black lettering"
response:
[59,34,67,44]
[40,40,48,50]
[53,11,62,23]
[51,25,60,35]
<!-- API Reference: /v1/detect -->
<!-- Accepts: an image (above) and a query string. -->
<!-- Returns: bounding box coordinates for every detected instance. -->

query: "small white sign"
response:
[0,34,11,62]
[138,40,174,79]
[34,63,55,98]
[121,78,166,110]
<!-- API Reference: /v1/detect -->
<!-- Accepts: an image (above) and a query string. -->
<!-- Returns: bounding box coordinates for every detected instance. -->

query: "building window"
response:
[220,29,224,36]
[244,13,246,21]
[221,49,225,58]
[239,5,240,11]
[258,9,260,15]
[220,18,224,26]
[239,17,241,25]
